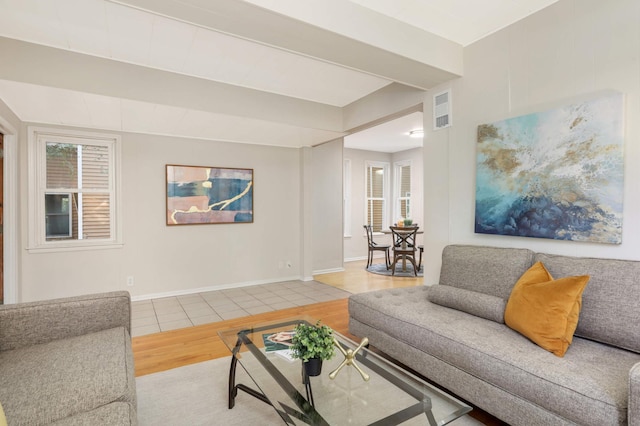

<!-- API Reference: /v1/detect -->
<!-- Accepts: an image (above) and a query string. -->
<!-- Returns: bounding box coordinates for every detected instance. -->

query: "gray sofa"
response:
[349,244,640,425]
[0,291,137,425]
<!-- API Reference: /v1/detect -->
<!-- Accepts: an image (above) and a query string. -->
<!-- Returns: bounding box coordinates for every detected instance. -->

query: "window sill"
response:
[27,242,124,254]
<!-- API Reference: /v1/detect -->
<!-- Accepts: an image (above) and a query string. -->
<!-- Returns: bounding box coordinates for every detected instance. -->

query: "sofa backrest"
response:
[535,253,640,353]
[440,245,535,299]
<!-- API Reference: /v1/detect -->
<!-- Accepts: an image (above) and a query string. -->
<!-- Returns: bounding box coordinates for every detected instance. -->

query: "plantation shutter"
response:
[81,145,110,239]
[367,165,385,232]
[399,165,411,218]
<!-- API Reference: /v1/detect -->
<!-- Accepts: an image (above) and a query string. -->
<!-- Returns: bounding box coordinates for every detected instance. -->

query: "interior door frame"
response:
[0,116,17,303]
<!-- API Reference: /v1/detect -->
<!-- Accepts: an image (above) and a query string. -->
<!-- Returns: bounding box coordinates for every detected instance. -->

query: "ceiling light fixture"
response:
[409,129,424,138]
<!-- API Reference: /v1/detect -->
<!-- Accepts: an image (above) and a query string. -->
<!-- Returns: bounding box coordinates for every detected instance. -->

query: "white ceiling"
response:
[348,0,559,47]
[344,111,424,153]
[0,0,558,150]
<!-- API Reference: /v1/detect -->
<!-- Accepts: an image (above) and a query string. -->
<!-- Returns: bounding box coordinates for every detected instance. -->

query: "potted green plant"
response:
[291,320,335,376]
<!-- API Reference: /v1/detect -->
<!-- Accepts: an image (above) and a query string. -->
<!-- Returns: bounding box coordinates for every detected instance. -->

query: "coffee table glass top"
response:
[218,317,471,425]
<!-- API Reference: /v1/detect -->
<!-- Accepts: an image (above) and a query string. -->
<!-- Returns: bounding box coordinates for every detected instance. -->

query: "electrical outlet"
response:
[126,276,134,287]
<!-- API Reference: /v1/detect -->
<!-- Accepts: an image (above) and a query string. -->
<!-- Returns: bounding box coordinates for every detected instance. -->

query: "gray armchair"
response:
[0,292,137,425]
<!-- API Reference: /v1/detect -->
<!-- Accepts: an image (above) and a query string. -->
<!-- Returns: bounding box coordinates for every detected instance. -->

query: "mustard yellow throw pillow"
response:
[0,401,7,426]
[505,262,589,357]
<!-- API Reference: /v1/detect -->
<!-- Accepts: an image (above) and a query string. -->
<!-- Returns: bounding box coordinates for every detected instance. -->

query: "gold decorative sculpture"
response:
[329,337,370,381]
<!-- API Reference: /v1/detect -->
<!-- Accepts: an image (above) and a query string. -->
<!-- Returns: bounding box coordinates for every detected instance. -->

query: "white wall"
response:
[343,147,424,261]
[18,126,303,302]
[312,139,344,273]
[0,98,19,134]
[422,0,640,284]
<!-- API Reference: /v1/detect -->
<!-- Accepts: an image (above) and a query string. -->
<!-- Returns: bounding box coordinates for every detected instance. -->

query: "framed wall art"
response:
[475,93,624,244]
[166,164,253,225]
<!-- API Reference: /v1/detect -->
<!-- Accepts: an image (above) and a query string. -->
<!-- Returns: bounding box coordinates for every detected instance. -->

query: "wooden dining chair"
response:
[363,225,390,269]
[389,226,419,276]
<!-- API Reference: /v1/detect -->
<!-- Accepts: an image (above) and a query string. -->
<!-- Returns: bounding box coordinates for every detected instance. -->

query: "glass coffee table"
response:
[218,317,471,425]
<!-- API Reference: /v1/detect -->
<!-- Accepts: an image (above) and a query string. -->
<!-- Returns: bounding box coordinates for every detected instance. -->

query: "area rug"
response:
[136,357,282,425]
[136,356,482,425]
[367,262,423,277]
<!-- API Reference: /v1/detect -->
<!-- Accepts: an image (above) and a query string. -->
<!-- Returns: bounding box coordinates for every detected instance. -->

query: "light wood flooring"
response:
[313,259,424,293]
[132,260,420,376]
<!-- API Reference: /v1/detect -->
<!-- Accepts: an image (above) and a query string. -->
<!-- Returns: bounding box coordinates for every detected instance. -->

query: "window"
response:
[365,161,388,232]
[28,127,122,251]
[394,162,411,220]
[45,193,72,238]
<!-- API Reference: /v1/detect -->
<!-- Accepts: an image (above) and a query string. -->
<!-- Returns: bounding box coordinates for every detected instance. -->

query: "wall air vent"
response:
[433,89,451,130]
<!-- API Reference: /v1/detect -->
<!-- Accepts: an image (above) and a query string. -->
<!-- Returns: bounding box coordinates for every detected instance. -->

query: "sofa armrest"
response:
[0,291,131,351]
[630,362,640,426]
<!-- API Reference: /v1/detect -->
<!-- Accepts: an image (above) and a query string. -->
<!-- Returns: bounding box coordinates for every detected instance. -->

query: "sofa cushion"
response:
[505,262,589,356]
[0,327,136,425]
[349,287,640,425]
[427,285,506,323]
[536,253,640,353]
[439,245,534,299]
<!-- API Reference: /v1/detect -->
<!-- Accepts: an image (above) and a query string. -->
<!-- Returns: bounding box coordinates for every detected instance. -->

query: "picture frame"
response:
[166,164,253,225]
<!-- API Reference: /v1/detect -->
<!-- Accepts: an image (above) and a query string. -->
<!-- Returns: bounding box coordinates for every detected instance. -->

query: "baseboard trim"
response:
[313,267,345,275]
[131,275,302,302]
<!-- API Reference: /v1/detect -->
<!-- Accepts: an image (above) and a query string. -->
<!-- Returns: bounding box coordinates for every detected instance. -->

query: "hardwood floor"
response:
[132,259,420,377]
[132,259,505,425]
[314,259,423,293]
[132,298,352,377]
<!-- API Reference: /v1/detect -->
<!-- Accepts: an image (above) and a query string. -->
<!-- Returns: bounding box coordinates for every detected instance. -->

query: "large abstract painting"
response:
[166,165,253,225]
[475,93,624,244]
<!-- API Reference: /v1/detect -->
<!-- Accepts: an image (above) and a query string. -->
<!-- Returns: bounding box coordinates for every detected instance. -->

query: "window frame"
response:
[364,160,389,233]
[394,160,412,221]
[27,126,123,252]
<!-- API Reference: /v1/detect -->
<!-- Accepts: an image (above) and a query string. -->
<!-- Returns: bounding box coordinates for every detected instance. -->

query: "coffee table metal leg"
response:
[228,337,273,410]
[228,338,242,409]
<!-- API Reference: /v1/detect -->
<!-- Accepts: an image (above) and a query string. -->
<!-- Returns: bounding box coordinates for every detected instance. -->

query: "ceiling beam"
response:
[0,37,343,132]
[343,83,426,132]
[108,0,462,90]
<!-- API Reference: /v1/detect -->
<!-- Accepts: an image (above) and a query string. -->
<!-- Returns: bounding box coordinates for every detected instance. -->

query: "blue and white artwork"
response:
[475,93,624,244]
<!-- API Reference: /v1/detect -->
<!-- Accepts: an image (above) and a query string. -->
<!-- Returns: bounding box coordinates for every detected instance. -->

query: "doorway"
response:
[342,111,424,262]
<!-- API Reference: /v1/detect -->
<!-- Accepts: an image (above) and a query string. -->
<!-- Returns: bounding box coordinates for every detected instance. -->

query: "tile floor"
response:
[131,280,351,337]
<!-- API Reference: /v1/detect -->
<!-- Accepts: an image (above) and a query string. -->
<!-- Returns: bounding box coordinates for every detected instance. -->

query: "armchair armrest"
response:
[0,291,131,351]
[630,361,640,426]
